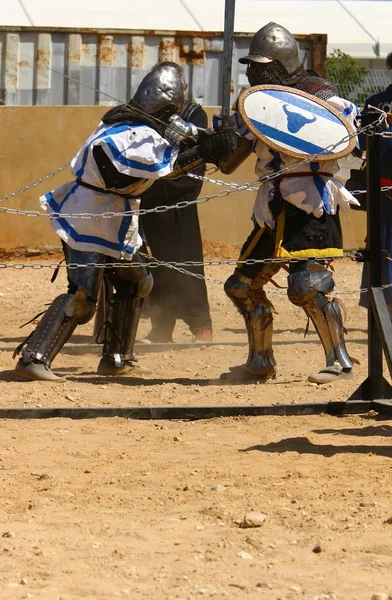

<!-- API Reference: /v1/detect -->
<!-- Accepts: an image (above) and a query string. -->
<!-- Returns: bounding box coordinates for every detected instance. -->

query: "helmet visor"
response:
[239,54,273,65]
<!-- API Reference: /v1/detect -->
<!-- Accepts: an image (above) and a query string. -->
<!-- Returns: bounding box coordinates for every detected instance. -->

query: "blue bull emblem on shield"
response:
[282,104,317,133]
[240,86,354,158]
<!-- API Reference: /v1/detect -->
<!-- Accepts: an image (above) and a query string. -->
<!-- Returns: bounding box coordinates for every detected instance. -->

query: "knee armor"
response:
[135,272,153,298]
[287,268,334,307]
[224,270,276,376]
[287,267,352,369]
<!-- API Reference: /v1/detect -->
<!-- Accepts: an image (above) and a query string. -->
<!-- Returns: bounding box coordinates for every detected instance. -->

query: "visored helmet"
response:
[239,22,301,75]
[133,62,186,120]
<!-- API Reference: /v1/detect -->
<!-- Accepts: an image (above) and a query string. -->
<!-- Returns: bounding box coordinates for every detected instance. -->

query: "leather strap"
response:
[76,178,136,199]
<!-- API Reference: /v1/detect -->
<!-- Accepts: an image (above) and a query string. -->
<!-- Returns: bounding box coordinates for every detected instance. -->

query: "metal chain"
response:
[0,72,387,298]
[0,163,71,205]
[0,252,358,268]
[0,252,386,296]
[0,116,384,219]
[189,172,392,197]
[138,252,224,285]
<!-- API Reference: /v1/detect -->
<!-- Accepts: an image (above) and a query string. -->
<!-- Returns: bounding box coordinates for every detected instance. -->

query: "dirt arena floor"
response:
[1,244,392,600]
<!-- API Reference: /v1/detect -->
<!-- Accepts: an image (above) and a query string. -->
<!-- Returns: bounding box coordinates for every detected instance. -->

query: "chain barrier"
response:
[0,251,356,266]
[0,253,388,296]
[0,248,386,296]
[138,252,224,285]
[0,72,388,297]
[0,163,71,206]
[0,114,386,219]
[188,171,392,197]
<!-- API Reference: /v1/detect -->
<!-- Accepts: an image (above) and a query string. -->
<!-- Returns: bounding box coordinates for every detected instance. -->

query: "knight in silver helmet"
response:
[13,61,237,382]
[133,62,186,118]
[216,23,362,385]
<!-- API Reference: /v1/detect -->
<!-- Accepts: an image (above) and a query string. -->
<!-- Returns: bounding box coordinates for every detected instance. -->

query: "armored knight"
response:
[14,61,237,381]
[218,22,361,384]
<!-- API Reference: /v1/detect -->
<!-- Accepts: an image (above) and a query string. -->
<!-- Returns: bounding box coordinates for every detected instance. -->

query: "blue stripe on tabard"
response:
[105,139,174,172]
[75,123,131,179]
[55,215,134,253]
[343,103,355,116]
[74,122,148,180]
[117,197,133,245]
[44,191,134,254]
[313,173,331,214]
[261,90,341,124]
[58,181,80,211]
[250,119,333,156]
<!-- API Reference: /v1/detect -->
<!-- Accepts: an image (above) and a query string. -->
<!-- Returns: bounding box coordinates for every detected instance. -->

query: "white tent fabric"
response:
[2,0,391,58]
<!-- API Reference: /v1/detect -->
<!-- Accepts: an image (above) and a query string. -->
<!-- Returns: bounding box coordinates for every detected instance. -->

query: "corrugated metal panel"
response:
[0,27,326,106]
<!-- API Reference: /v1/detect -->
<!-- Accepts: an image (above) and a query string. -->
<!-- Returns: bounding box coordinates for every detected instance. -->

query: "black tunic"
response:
[140,103,212,335]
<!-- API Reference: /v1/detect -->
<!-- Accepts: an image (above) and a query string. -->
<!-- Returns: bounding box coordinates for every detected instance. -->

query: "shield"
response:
[237,84,356,161]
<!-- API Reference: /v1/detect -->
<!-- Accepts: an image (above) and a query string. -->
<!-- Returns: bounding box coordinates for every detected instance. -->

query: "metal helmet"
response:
[133,62,186,119]
[239,22,301,75]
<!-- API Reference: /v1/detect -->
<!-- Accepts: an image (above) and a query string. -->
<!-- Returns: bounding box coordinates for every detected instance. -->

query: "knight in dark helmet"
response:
[239,22,338,99]
[13,61,237,382]
[216,22,362,385]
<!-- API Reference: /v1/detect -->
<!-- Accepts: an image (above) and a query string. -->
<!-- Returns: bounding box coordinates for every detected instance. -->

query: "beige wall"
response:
[0,106,366,252]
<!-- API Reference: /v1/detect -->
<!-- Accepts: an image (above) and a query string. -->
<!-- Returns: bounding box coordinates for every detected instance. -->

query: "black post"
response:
[366,130,384,398]
[349,113,392,402]
[221,0,236,127]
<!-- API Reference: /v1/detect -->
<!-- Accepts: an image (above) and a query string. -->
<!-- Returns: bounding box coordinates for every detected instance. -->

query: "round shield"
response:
[237,84,356,161]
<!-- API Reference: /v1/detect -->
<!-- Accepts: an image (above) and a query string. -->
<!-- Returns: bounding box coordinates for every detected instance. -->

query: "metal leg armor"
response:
[100,293,144,367]
[97,261,153,375]
[15,290,96,381]
[224,268,279,377]
[287,266,353,381]
[14,247,105,381]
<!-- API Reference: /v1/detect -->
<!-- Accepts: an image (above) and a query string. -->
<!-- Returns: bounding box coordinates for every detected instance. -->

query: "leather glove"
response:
[198,127,238,164]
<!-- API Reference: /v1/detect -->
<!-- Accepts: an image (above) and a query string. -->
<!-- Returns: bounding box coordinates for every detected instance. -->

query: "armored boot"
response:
[288,267,353,384]
[15,290,95,381]
[242,304,276,375]
[224,271,276,379]
[97,293,150,376]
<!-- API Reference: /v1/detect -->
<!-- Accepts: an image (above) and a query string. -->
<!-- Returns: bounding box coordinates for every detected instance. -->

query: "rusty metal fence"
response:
[0,26,327,106]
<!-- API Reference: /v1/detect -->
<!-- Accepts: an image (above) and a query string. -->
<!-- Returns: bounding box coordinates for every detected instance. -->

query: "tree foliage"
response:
[326,49,369,98]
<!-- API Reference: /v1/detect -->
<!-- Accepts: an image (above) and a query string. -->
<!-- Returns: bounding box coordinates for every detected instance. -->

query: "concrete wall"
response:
[0,106,366,252]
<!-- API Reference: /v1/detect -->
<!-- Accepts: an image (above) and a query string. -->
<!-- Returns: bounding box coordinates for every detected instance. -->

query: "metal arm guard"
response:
[16,290,96,368]
[287,269,352,369]
[168,128,238,178]
[100,273,153,367]
[224,271,276,376]
[169,144,206,178]
[218,137,254,175]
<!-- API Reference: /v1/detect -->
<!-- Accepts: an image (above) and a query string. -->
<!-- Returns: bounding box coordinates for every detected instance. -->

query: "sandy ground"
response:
[1,245,392,600]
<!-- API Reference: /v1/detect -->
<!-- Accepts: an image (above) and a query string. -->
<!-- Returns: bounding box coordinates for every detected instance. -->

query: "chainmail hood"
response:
[248,63,338,101]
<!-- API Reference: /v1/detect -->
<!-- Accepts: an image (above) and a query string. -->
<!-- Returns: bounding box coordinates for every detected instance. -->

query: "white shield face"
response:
[239,85,356,161]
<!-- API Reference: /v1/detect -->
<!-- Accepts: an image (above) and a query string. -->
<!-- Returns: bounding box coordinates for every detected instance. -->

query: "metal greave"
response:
[242,303,276,375]
[19,294,79,367]
[302,294,353,369]
[101,294,144,367]
[225,288,276,375]
[324,298,353,369]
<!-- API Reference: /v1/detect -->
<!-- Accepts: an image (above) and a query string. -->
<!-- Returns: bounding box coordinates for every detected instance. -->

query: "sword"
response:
[221,0,236,127]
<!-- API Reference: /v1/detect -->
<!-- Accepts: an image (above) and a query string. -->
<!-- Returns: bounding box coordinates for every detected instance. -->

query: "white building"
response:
[1,0,391,105]
[3,0,391,60]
